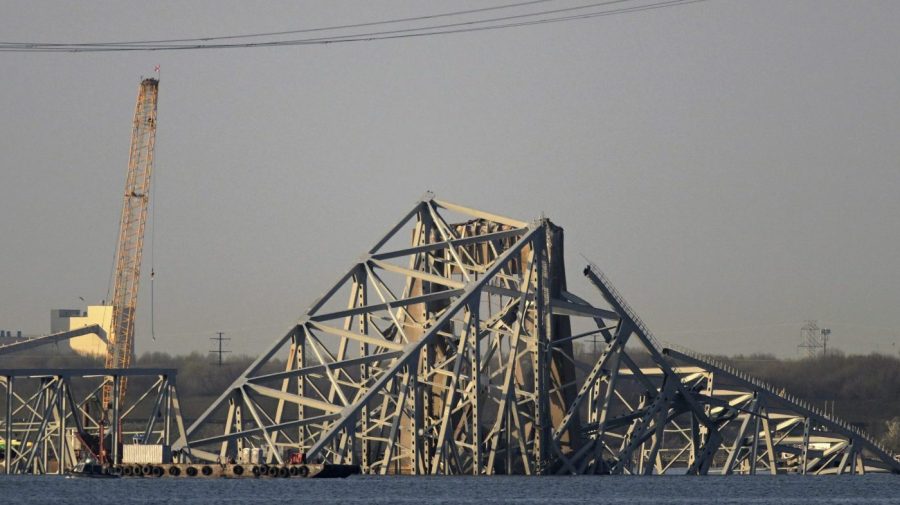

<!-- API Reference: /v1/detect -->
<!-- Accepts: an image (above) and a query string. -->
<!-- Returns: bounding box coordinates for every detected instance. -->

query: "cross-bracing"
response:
[1,368,186,474]
[174,197,899,475]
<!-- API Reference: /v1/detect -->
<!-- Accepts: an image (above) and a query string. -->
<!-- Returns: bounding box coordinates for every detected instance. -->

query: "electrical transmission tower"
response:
[799,320,831,357]
[209,332,231,366]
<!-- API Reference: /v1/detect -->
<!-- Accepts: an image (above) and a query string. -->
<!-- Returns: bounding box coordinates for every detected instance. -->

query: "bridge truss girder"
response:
[1,368,186,475]
[175,197,899,476]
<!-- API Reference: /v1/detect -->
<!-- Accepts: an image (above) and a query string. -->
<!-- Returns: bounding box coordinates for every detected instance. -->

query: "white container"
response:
[122,444,172,464]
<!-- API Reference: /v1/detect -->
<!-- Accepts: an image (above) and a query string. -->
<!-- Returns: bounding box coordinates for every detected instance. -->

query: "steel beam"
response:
[170,198,895,477]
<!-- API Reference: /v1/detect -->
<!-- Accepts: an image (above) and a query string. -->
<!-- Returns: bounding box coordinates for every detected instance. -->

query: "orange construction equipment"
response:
[101,78,159,410]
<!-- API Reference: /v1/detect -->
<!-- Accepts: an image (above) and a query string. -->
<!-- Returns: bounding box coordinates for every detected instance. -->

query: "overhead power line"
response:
[12,0,557,46]
[0,0,707,53]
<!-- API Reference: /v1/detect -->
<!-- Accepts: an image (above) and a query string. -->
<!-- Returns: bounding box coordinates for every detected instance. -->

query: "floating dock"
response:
[81,463,359,479]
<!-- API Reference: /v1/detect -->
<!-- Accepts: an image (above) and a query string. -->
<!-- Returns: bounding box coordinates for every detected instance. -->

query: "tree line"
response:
[3,345,898,451]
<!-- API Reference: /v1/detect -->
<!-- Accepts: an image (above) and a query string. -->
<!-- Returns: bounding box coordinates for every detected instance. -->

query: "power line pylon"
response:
[209,332,231,366]
[799,320,831,357]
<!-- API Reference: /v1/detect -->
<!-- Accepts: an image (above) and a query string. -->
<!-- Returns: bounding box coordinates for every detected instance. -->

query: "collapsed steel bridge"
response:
[168,196,898,475]
[1,368,186,474]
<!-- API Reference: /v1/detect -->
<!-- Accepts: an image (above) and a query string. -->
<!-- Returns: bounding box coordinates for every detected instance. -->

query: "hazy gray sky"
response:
[1,1,899,357]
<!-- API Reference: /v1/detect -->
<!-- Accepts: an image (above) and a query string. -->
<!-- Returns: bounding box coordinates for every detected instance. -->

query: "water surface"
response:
[0,474,897,504]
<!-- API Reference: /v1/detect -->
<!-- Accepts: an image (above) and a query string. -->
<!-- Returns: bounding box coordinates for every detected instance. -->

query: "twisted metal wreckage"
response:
[171,197,899,476]
[1,368,184,475]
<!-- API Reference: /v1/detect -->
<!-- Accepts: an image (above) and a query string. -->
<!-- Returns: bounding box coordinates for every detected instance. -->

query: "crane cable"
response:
[150,73,159,341]
[150,163,156,342]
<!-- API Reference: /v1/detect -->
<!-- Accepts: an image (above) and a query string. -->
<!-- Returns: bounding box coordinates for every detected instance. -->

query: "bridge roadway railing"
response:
[662,343,897,464]
[583,261,664,352]
[583,260,896,467]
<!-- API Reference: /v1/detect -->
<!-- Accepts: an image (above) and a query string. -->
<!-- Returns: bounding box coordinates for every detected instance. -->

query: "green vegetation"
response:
[4,346,899,451]
[717,351,900,452]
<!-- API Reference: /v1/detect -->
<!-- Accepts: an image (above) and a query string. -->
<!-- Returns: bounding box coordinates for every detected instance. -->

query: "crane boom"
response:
[102,78,159,409]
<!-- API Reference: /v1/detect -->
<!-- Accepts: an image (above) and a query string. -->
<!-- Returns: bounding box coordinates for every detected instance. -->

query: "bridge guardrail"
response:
[584,262,663,352]
[583,261,892,458]
[663,342,892,457]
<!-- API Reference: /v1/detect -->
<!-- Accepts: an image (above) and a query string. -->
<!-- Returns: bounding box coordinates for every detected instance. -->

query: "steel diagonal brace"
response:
[377,370,412,474]
[612,377,676,474]
[430,319,471,473]
[644,394,685,475]
[431,199,528,228]
[583,266,722,474]
[370,228,526,261]
[175,326,298,447]
[189,414,341,448]
[21,379,62,472]
[240,387,284,464]
[551,321,632,443]
[584,348,625,474]
[558,290,656,393]
[309,290,464,322]
[485,248,536,473]
[425,200,473,283]
[722,398,758,475]
[249,351,403,383]
[304,225,542,460]
[664,348,900,473]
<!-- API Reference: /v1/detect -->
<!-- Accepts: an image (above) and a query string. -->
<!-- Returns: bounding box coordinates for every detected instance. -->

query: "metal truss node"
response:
[1,368,186,475]
[174,197,899,475]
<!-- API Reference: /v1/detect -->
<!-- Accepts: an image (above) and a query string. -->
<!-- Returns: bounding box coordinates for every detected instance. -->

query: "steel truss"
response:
[655,348,900,475]
[1,368,186,475]
[175,197,899,475]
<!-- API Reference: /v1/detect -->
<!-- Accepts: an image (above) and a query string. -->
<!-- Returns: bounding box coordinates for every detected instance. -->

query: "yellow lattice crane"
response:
[101,78,159,410]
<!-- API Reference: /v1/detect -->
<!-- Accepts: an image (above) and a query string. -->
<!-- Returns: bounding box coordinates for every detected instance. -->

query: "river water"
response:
[0,474,897,504]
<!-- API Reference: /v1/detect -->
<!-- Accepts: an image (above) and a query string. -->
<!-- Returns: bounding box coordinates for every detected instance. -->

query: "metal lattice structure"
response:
[174,197,899,475]
[1,368,186,475]
[102,78,159,410]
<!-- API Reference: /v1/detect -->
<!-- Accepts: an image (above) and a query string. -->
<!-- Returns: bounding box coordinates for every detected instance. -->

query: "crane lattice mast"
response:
[102,78,159,410]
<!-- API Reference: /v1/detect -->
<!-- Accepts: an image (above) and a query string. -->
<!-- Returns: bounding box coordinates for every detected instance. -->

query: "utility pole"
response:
[209,332,231,366]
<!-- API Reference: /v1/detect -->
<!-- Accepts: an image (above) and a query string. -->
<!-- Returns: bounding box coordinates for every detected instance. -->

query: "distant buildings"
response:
[0,329,32,343]
[1,309,111,358]
[51,306,113,358]
[50,309,83,333]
